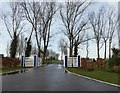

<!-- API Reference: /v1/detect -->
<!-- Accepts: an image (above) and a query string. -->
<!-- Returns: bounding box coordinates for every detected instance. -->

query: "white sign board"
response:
[73,57,78,67]
[68,57,72,67]
[67,57,78,67]
[25,57,34,67]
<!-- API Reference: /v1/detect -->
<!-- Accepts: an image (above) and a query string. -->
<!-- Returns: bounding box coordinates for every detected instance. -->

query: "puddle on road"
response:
[57,64,63,69]
[20,69,28,73]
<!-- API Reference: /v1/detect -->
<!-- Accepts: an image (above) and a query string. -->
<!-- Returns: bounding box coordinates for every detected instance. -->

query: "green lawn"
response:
[45,60,62,64]
[66,67,120,85]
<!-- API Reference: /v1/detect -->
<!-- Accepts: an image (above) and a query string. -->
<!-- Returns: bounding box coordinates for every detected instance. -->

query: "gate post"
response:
[78,55,80,67]
[65,56,67,67]
[34,54,38,67]
[21,55,25,68]
[34,54,37,67]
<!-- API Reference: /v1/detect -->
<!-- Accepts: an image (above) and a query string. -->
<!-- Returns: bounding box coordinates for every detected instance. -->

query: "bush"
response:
[107,48,120,69]
[112,66,120,73]
[81,58,87,68]
[104,62,110,71]
[85,63,94,71]
[2,57,20,68]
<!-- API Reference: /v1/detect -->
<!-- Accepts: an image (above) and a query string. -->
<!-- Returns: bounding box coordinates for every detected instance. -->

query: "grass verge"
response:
[1,67,28,73]
[66,67,120,85]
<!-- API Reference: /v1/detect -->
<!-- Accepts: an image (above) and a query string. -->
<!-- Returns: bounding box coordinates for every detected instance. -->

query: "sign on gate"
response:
[64,55,81,67]
[68,57,72,67]
[67,57,78,67]
[21,55,41,68]
[73,57,78,67]
[25,57,34,67]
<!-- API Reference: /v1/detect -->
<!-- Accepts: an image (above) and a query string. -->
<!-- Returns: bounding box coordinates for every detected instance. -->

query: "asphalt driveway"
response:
[2,62,119,91]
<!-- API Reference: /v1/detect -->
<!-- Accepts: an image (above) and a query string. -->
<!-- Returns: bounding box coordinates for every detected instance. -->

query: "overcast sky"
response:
[0,0,119,59]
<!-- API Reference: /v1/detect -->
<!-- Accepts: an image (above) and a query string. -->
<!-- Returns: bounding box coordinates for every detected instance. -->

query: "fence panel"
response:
[26,57,34,67]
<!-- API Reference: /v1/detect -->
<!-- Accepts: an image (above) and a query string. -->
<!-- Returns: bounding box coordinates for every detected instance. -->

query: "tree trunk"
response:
[34,26,40,57]
[104,41,107,59]
[69,39,73,57]
[74,42,78,57]
[42,46,47,64]
[69,47,73,57]
[38,47,41,57]
[61,51,63,60]
[109,40,112,58]
[97,41,100,60]
[86,48,89,58]
[61,52,62,60]
[86,40,89,58]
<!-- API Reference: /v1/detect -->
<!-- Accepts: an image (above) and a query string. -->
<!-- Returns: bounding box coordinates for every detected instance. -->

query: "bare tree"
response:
[100,7,109,59]
[20,1,43,57]
[0,2,24,39]
[73,28,93,57]
[107,8,118,58]
[60,1,91,57]
[101,6,118,59]
[0,2,25,58]
[86,33,89,58]
[6,41,10,57]
[102,26,109,59]
[25,27,33,57]
[39,2,58,64]
[58,38,68,60]
[89,7,105,60]
[20,1,58,64]
[18,34,25,57]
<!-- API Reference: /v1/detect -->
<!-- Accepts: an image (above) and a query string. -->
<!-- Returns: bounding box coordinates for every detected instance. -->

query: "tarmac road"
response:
[2,62,119,91]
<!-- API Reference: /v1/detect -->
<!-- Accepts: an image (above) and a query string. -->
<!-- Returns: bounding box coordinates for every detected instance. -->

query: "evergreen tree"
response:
[112,48,120,66]
[25,39,32,57]
[10,32,18,58]
[108,48,120,69]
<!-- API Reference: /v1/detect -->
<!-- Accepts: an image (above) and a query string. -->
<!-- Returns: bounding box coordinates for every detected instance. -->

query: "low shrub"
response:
[108,48,120,69]
[112,66,120,73]
[2,57,20,68]
[81,58,94,71]
[85,63,94,71]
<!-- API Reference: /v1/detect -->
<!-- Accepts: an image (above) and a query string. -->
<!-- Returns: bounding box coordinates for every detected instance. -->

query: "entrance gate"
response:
[64,55,81,67]
[21,54,41,68]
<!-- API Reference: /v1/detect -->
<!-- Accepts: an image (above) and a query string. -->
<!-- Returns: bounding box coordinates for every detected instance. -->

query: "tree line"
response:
[0,1,119,64]
[58,2,119,60]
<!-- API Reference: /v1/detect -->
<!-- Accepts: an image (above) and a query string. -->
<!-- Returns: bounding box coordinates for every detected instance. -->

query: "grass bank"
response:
[66,67,120,85]
[1,67,28,73]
